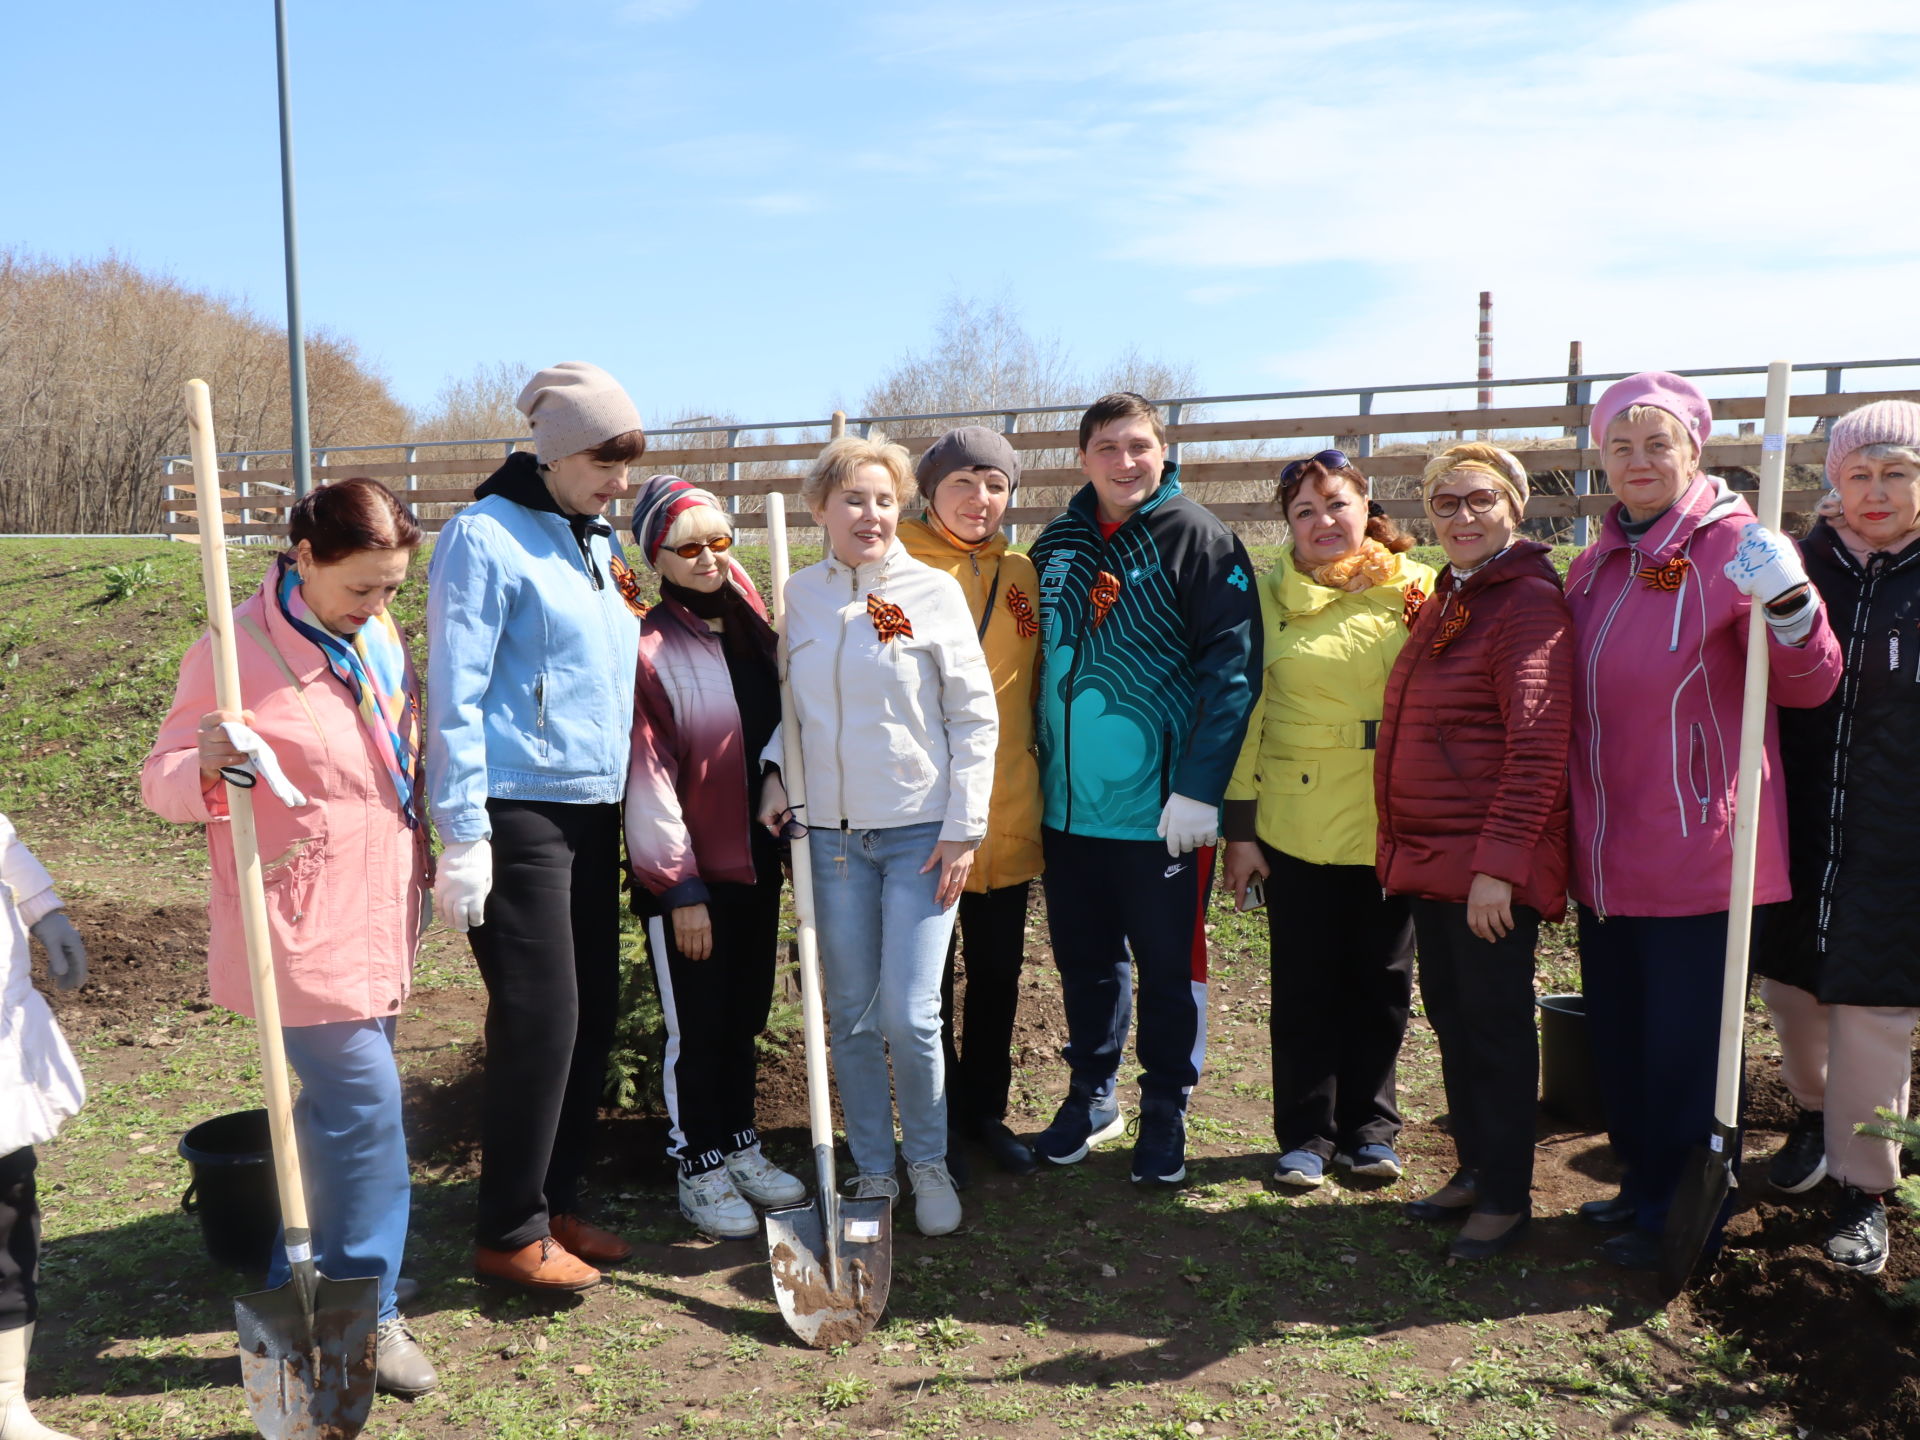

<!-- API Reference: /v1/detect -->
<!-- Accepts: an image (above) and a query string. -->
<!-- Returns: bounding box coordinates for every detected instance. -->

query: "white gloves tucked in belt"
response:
[29,910,87,990]
[1156,793,1220,858]
[435,839,493,933]
[1724,523,1818,645]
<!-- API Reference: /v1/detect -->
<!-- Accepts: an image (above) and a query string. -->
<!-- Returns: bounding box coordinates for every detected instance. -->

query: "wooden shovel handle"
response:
[1713,359,1791,1127]
[185,379,313,1248]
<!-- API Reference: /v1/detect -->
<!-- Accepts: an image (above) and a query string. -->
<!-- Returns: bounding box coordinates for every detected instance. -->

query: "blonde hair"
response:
[1610,404,1698,458]
[661,501,732,552]
[802,433,913,512]
[1421,441,1529,519]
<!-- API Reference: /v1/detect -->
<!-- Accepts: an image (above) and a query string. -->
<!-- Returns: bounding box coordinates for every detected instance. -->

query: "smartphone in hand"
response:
[1237,876,1266,913]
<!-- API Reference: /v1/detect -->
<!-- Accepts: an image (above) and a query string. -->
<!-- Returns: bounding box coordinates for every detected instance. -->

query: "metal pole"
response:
[274,0,313,499]
[1476,290,1493,438]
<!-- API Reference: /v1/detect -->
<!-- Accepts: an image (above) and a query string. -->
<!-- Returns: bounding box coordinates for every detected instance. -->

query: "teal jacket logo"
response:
[1227,565,1250,592]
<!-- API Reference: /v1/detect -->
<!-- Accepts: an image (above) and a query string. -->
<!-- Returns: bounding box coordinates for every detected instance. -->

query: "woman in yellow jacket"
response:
[1221,451,1434,1190]
[900,426,1044,1178]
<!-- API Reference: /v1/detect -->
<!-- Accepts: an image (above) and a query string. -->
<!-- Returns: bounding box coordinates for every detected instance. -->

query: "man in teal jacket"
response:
[1028,391,1262,1184]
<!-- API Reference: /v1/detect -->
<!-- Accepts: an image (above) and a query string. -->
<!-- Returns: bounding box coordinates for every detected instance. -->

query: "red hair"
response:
[287,478,423,564]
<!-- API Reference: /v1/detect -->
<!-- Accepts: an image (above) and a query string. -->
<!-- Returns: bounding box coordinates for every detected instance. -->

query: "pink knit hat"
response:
[1589,372,1714,457]
[1823,399,1920,486]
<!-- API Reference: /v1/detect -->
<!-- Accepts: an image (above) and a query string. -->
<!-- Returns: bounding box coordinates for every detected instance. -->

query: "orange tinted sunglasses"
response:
[670,534,734,559]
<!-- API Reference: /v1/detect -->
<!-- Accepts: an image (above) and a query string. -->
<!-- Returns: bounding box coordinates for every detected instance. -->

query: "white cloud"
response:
[866,0,1920,391]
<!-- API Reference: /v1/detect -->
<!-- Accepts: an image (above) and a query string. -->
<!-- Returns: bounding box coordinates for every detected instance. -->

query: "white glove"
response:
[1724,523,1816,643]
[435,839,492,933]
[219,721,310,809]
[1156,793,1220,858]
[29,910,87,990]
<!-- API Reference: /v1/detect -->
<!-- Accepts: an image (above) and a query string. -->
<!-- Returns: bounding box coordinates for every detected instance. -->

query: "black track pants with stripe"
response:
[644,846,782,1176]
[1040,829,1213,1110]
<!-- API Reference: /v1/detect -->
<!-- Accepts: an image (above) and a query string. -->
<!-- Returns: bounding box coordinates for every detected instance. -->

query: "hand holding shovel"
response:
[184,379,379,1438]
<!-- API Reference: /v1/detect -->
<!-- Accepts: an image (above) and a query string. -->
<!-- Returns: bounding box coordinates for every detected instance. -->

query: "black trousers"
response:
[939,881,1032,1128]
[643,843,783,1176]
[468,799,623,1251]
[1264,845,1415,1157]
[1578,906,1739,1234]
[1410,898,1540,1213]
[0,1147,37,1332]
[1041,830,1214,1109]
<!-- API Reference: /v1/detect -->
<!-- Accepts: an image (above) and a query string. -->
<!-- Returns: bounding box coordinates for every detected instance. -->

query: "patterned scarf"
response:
[274,555,422,826]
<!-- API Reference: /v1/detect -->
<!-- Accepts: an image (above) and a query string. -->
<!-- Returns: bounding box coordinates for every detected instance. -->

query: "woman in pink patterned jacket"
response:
[623,475,808,1241]
[1566,371,1841,1272]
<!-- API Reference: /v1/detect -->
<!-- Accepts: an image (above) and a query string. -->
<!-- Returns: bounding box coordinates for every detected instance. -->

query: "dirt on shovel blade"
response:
[770,1239,886,1348]
[235,1277,378,1440]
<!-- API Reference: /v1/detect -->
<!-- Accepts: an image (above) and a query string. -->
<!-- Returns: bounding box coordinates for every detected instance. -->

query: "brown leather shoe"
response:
[550,1213,633,1265]
[473,1237,601,1293]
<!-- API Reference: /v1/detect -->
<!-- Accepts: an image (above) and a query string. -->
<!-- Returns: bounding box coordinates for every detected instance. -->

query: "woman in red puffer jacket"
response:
[1376,442,1573,1262]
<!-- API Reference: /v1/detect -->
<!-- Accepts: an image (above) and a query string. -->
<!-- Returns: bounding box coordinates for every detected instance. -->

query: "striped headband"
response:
[629,473,726,570]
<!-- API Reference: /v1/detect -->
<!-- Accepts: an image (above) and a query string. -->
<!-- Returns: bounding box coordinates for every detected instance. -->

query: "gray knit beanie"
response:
[914,425,1022,507]
[1825,399,1920,487]
[516,362,644,465]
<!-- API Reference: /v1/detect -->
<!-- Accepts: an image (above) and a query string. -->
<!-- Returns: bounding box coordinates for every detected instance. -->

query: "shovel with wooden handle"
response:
[184,379,379,1438]
[759,484,893,1349]
[1659,358,1793,1299]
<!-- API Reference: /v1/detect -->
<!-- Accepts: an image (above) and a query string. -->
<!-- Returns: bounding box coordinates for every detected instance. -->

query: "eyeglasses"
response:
[1279,450,1351,486]
[1427,489,1504,519]
[771,804,809,841]
[670,534,733,559]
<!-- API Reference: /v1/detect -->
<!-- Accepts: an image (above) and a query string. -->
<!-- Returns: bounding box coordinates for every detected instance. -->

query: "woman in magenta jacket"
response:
[622,475,807,1241]
[142,479,436,1396]
[1375,443,1572,1261]
[1567,372,1841,1270]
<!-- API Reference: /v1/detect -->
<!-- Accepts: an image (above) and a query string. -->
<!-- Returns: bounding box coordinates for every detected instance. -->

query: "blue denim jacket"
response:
[426,480,642,844]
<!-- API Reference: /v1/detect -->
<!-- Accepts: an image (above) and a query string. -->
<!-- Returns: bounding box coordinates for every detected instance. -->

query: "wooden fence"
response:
[157,385,1920,539]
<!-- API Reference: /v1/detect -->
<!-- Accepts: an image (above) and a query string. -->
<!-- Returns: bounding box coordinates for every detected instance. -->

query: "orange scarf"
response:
[1306,538,1396,593]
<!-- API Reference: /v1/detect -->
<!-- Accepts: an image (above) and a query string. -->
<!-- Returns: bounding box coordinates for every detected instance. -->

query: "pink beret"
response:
[1590,371,1714,456]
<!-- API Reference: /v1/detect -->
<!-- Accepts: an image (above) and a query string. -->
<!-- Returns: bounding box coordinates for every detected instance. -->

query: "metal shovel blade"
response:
[766,1196,892,1348]
[1659,1118,1739,1300]
[235,1274,379,1440]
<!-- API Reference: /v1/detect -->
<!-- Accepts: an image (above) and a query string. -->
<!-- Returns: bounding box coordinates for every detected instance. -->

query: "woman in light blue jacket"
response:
[426,362,646,1295]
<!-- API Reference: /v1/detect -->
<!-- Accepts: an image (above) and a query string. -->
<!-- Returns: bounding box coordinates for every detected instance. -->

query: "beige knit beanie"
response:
[1421,442,1531,518]
[515,362,644,465]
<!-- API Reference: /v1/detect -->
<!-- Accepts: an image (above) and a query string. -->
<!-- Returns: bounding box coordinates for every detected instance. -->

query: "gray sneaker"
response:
[375,1315,438,1397]
[907,1160,962,1237]
[842,1172,900,1209]
[725,1142,808,1207]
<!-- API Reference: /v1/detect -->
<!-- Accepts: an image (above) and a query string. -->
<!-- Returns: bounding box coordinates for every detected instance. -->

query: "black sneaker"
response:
[1768,1108,1828,1194]
[1824,1185,1889,1275]
[1128,1105,1188,1186]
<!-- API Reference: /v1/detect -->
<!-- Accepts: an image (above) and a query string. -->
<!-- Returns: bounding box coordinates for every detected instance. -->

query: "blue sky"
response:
[8,0,1920,429]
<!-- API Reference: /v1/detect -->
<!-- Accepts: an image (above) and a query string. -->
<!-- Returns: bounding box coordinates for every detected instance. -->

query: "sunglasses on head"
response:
[1427,488,1504,519]
[669,534,733,559]
[1279,449,1351,486]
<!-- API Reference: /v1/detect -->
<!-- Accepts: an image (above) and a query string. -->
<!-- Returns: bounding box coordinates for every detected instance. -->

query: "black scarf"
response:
[475,450,612,588]
[661,579,779,669]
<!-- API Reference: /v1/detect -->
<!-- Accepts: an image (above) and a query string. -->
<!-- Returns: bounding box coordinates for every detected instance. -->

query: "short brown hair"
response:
[1276,459,1413,555]
[287,478,423,564]
[802,433,913,512]
[1077,392,1167,452]
[586,429,647,464]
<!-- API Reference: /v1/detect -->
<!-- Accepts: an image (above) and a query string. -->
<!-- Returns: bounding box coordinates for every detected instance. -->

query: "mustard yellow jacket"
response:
[1224,543,1435,867]
[898,518,1044,890]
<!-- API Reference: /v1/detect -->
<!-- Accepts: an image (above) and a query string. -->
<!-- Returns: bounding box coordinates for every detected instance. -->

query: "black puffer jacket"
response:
[1757,519,1920,1005]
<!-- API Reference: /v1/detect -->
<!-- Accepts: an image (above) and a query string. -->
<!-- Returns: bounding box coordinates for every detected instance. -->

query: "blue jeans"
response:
[266,1017,410,1322]
[809,822,957,1174]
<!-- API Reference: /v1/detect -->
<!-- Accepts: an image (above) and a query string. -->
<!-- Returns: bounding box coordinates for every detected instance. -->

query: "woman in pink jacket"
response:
[142,479,436,1396]
[1567,372,1841,1270]
[622,476,807,1241]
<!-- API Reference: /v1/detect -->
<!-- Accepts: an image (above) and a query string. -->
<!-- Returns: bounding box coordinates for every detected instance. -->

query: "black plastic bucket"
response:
[1538,994,1607,1132]
[178,1109,279,1272]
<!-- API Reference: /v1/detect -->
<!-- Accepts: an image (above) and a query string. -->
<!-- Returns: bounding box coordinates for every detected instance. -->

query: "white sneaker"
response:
[842,1172,900,1209]
[679,1167,759,1239]
[725,1142,808,1207]
[907,1160,962,1237]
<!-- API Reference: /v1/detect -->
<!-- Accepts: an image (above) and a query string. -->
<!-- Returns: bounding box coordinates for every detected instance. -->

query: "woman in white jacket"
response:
[0,814,88,1440]
[759,434,997,1237]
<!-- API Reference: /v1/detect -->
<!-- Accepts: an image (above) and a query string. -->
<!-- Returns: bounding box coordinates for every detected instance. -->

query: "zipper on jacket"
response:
[833,563,856,826]
[1580,547,1639,919]
[535,674,547,734]
[1815,555,1878,949]
[1686,721,1710,829]
[1668,571,1688,652]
